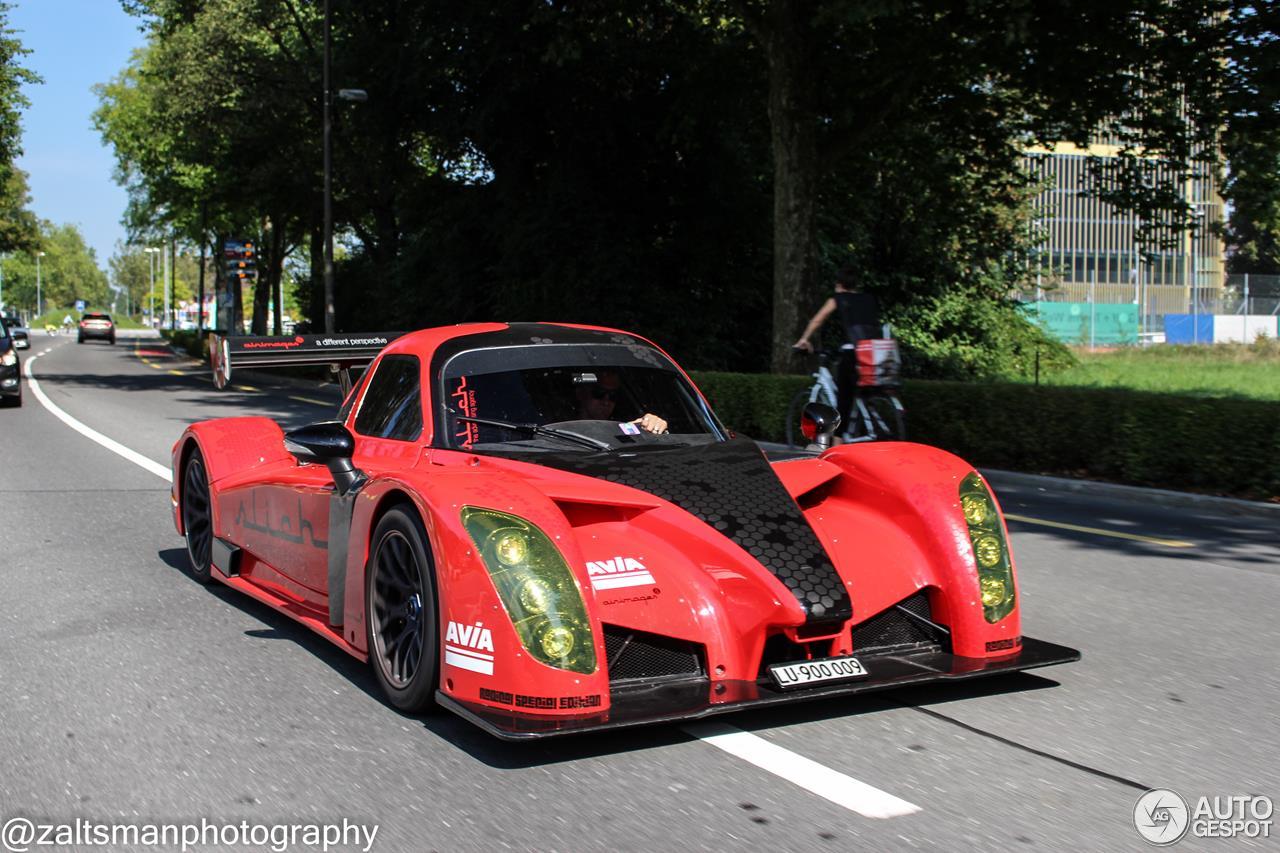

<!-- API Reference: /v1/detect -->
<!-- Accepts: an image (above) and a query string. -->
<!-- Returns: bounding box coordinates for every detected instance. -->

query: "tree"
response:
[0,1,39,254]
[1223,1,1280,274]
[108,244,153,317]
[710,1,1237,371]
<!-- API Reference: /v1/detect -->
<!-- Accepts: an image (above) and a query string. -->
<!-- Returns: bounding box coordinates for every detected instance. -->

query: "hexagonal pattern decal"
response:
[528,439,851,624]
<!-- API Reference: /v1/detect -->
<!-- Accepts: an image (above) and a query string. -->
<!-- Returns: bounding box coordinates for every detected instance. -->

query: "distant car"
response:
[172,323,1079,739]
[0,319,20,407]
[1,316,28,350]
[78,312,116,345]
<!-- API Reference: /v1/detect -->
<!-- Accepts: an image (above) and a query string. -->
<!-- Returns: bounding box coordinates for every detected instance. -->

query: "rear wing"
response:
[209,332,406,395]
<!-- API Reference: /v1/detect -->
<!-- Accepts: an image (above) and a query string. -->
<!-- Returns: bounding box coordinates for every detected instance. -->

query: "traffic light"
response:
[224,240,257,281]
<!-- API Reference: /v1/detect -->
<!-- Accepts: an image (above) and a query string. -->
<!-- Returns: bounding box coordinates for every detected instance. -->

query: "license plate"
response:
[769,656,868,690]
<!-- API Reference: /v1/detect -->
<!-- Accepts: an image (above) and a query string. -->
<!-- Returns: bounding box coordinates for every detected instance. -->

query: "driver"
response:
[575,370,668,434]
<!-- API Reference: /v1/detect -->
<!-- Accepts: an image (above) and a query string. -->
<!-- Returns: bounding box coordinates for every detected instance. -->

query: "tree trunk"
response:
[764,0,818,374]
[270,224,285,336]
[309,220,323,332]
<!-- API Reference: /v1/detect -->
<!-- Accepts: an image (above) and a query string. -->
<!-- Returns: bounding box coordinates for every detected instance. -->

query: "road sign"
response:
[75,299,86,312]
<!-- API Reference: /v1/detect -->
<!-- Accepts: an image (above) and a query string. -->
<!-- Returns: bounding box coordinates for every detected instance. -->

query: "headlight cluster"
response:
[0,350,15,366]
[461,507,597,674]
[959,472,1016,623]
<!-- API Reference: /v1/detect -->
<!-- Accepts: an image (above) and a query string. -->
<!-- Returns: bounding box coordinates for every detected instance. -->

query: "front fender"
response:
[809,442,1021,658]
[343,466,613,716]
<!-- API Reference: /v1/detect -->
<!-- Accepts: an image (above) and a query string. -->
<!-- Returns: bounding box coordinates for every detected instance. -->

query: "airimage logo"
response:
[444,621,494,675]
[586,556,655,591]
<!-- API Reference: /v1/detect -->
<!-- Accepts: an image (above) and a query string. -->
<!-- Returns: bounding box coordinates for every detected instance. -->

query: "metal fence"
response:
[1022,273,1280,344]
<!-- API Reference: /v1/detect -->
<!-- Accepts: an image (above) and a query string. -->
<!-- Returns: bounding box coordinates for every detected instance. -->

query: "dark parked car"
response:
[0,319,21,407]
[78,312,116,344]
[1,316,29,350]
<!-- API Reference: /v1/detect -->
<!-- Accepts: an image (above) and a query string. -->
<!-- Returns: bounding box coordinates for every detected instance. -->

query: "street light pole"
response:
[323,0,334,335]
[35,251,45,318]
[321,2,367,337]
[145,247,161,328]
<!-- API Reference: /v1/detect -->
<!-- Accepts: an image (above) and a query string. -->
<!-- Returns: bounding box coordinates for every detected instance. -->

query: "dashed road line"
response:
[1004,513,1194,548]
[289,395,331,406]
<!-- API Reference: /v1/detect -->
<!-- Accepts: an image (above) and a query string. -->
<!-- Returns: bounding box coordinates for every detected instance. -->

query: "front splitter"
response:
[436,636,1081,740]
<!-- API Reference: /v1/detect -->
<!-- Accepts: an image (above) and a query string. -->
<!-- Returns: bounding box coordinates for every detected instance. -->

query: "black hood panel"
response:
[519,438,852,625]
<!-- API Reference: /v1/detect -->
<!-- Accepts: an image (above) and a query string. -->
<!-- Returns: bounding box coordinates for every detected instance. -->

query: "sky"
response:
[9,0,146,271]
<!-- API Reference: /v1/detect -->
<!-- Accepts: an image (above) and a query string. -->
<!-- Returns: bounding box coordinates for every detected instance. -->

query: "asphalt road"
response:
[2,330,1277,851]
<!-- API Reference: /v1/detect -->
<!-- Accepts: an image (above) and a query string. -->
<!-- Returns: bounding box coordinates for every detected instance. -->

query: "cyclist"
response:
[793,265,880,440]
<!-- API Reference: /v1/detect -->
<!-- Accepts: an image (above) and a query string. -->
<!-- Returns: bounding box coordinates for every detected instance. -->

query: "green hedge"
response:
[160,329,207,360]
[691,371,1280,502]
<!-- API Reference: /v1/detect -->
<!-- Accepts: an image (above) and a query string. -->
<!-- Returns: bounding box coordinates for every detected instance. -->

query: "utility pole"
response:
[146,247,160,327]
[323,0,334,335]
[35,251,45,318]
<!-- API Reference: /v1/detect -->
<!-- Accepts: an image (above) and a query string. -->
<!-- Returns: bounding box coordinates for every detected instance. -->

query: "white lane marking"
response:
[682,721,921,819]
[24,351,172,483]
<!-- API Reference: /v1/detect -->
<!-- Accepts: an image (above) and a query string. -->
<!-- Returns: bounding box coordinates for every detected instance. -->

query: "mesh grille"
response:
[851,590,943,654]
[604,625,705,682]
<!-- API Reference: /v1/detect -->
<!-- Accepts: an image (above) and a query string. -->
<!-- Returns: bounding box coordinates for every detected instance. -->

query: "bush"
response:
[161,329,207,360]
[690,371,1280,501]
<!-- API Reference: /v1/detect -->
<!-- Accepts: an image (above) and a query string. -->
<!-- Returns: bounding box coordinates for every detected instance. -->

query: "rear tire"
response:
[366,506,438,713]
[181,450,214,584]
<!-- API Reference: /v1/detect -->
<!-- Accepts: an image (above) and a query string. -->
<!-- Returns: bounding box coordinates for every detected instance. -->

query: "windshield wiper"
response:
[454,415,612,451]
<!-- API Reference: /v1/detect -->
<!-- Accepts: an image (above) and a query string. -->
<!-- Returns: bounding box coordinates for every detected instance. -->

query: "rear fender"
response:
[170,417,293,536]
[813,442,1021,657]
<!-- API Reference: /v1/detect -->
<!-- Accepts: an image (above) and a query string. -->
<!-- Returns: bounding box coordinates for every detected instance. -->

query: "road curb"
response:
[979,468,1280,520]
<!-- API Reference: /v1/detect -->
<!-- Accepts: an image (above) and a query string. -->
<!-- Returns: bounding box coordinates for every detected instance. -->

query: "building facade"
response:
[1024,141,1225,323]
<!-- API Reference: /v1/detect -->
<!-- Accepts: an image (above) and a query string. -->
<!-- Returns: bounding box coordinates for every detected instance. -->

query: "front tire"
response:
[181,450,214,584]
[366,506,438,712]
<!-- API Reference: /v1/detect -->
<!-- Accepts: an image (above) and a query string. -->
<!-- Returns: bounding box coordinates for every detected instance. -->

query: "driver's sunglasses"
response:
[590,386,619,401]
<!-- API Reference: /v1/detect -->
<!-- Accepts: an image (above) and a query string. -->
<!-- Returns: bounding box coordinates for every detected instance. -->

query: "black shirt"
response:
[834,292,880,344]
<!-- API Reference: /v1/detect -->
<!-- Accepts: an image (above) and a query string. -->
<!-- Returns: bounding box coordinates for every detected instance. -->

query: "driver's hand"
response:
[792,339,813,353]
[632,413,668,434]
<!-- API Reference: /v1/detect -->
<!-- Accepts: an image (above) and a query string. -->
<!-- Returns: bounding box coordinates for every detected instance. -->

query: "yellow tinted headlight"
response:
[494,531,529,566]
[961,494,991,527]
[959,473,1016,623]
[461,507,596,674]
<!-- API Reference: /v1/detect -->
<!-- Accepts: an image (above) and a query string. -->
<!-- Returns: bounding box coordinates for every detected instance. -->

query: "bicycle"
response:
[785,342,906,448]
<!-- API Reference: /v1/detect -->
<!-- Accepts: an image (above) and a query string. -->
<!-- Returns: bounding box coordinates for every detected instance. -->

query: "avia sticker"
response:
[445,620,495,675]
[586,556,655,591]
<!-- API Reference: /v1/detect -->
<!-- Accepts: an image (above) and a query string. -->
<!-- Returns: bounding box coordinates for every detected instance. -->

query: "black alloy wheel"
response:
[366,506,438,712]
[181,450,214,584]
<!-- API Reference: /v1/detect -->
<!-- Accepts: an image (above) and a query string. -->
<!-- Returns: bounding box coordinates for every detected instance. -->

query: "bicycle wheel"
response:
[864,391,906,441]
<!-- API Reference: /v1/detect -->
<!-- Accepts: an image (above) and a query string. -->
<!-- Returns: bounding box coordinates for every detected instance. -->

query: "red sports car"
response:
[173,323,1078,739]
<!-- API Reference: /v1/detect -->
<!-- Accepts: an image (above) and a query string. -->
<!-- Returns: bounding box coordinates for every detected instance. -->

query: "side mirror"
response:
[801,402,841,451]
[284,422,363,495]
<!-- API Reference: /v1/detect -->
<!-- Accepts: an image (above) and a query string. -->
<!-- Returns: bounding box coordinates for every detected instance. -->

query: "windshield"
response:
[441,349,723,452]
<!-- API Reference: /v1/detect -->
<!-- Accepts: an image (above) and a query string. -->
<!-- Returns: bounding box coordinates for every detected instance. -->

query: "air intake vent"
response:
[603,625,705,683]
[851,590,945,655]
